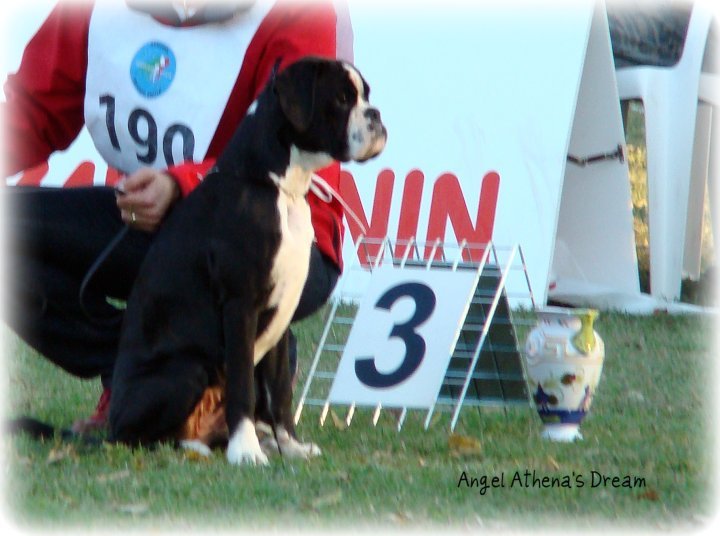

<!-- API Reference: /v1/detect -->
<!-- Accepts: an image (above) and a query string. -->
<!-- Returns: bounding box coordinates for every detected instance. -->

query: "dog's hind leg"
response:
[109,359,208,446]
[178,384,228,450]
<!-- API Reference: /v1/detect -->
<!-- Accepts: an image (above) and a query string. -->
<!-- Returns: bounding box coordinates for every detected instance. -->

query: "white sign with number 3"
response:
[328,266,481,409]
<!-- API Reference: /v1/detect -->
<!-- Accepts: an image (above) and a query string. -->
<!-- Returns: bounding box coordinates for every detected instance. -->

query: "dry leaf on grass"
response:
[184,449,212,463]
[46,444,75,465]
[310,489,343,510]
[96,469,131,483]
[332,470,350,483]
[330,410,347,430]
[387,510,413,524]
[637,488,660,502]
[448,433,482,457]
[546,456,560,471]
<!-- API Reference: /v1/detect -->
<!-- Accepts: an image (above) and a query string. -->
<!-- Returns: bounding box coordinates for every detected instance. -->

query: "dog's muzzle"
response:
[353,106,387,163]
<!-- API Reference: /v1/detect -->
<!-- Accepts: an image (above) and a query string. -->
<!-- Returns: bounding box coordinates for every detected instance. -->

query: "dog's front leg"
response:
[223,299,268,466]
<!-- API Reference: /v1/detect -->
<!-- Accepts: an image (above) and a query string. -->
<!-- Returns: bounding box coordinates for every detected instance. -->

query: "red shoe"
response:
[71,387,111,434]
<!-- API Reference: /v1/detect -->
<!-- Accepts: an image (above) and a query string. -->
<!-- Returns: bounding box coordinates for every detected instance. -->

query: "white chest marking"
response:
[253,183,315,364]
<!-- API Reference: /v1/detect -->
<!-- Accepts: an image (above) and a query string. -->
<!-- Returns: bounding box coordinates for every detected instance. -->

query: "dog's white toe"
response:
[227,446,269,466]
[276,427,322,459]
[226,418,269,466]
[306,442,322,457]
[293,440,321,459]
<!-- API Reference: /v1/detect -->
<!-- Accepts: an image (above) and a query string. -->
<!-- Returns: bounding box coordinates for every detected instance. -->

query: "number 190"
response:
[99,94,195,167]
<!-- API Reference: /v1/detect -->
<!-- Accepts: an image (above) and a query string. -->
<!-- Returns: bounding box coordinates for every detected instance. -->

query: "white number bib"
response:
[84,1,274,174]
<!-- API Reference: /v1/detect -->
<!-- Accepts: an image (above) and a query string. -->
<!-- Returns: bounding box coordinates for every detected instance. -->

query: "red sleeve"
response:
[167,158,217,197]
[1,2,93,177]
[310,162,345,270]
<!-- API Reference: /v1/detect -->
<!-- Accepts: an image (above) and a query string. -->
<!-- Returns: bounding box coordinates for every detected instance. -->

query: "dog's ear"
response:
[275,60,320,133]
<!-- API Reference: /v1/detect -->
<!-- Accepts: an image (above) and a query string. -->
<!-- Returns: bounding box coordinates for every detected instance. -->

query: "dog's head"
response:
[274,57,387,166]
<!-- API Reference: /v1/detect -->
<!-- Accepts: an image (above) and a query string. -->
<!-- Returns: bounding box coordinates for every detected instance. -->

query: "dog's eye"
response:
[335,93,349,107]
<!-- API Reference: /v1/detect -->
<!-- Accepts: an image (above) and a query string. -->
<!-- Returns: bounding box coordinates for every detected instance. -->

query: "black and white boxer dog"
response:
[108,57,386,465]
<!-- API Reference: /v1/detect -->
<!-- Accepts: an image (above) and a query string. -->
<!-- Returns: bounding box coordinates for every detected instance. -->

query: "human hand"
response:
[115,168,180,232]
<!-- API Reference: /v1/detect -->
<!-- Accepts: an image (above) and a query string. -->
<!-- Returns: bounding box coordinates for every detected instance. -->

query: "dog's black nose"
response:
[364,107,381,123]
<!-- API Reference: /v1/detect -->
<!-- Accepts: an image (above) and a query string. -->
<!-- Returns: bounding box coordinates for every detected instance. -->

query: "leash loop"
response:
[310,174,368,236]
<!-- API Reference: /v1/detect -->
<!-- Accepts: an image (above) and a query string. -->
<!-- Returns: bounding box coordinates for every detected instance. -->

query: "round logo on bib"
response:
[130,42,176,98]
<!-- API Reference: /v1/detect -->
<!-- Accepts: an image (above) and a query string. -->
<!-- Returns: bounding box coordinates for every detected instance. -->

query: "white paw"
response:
[259,435,280,456]
[226,418,269,466]
[286,439,322,459]
[276,427,322,459]
[180,439,212,458]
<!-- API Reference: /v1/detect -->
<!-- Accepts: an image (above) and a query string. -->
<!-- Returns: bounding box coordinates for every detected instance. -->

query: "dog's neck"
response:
[214,87,333,198]
[269,145,332,200]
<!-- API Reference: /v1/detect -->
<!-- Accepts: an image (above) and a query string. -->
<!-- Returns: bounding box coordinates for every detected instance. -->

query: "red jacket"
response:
[2,0,346,269]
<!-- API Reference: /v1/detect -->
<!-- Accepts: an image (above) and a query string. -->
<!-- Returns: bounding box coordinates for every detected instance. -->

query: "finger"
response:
[122,168,157,193]
[120,207,134,226]
[122,205,162,232]
[114,180,128,197]
[120,178,173,216]
[117,189,155,211]
[134,216,160,233]
[121,210,151,232]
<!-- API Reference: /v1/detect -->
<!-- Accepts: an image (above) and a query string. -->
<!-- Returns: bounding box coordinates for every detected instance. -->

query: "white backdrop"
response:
[341,0,637,305]
[2,0,640,308]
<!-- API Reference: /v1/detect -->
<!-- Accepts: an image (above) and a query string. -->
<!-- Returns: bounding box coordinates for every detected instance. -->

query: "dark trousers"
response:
[4,186,339,388]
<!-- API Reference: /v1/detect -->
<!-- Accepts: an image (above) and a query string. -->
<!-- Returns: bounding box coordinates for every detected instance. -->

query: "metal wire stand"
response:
[294,237,536,432]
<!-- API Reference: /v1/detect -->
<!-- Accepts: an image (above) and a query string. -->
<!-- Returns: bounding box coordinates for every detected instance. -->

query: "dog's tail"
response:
[6,417,104,446]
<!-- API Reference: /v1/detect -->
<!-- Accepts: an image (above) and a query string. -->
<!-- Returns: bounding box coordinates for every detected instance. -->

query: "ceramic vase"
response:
[523,307,605,442]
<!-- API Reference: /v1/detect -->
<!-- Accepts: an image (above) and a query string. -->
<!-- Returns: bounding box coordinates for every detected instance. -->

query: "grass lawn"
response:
[1,308,716,531]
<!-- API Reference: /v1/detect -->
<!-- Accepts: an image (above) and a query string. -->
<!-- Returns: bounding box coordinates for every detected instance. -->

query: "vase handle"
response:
[572,309,598,355]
